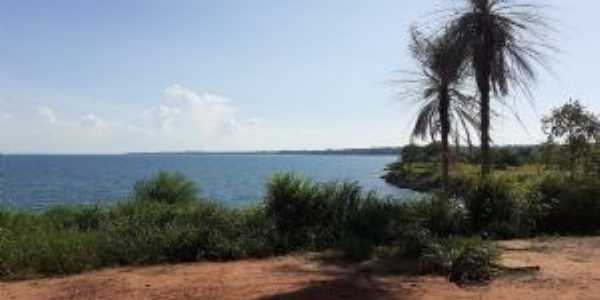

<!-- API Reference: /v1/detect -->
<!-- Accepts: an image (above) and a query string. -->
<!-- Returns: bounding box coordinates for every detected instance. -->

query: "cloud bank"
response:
[0,84,263,153]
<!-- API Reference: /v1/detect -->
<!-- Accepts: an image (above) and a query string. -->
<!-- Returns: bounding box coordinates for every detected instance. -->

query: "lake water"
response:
[0,154,409,210]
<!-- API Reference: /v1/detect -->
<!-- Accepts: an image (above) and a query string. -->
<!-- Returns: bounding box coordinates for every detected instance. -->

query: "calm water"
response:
[0,154,408,210]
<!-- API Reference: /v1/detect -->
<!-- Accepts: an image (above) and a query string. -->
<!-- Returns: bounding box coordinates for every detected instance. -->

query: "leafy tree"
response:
[542,100,600,177]
[445,0,554,178]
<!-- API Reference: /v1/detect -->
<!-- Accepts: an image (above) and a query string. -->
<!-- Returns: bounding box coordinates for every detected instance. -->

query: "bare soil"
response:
[2,237,600,300]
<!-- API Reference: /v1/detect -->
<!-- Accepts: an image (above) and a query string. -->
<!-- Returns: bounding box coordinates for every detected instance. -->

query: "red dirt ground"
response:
[2,237,600,300]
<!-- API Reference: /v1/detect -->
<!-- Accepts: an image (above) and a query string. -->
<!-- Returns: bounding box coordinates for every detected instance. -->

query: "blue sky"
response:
[0,0,598,153]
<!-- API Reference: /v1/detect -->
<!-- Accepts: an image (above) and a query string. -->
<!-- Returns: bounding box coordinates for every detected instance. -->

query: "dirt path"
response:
[2,237,600,300]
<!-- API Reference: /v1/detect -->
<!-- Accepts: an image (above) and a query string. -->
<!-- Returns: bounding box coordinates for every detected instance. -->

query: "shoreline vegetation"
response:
[2,157,600,285]
[1,171,500,283]
[382,144,547,193]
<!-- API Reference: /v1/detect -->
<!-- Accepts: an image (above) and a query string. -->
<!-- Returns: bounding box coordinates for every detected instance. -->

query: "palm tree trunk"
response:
[439,87,450,191]
[479,77,491,178]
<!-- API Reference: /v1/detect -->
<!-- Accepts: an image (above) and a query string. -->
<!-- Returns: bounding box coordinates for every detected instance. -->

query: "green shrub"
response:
[0,221,102,279]
[343,195,401,246]
[235,205,277,258]
[44,205,105,231]
[532,176,600,233]
[421,237,477,274]
[264,173,326,251]
[398,226,436,259]
[99,201,184,264]
[464,177,518,236]
[134,172,198,204]
[264,173,359,251]
[99,200,256,264]
[0,171,525,282]
[449,241,499,284]
[264,173,402,252]
[401,233,499,282]
[186,202,247,260]
[401,196,468,237]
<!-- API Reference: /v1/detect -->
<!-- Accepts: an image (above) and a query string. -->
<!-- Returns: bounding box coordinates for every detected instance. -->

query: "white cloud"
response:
[143,84,249,140]
[36,106,57,123]
[80,113,108,130]
[5,84,377,154]
[163,84,229,105]
[143,104,182,132]
[0,84,270,153]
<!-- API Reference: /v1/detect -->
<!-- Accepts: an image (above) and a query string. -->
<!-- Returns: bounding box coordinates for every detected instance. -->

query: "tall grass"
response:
[265,173,392,251]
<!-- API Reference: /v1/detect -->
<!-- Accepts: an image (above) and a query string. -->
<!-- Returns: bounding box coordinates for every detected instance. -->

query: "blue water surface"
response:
[0,154,408,210]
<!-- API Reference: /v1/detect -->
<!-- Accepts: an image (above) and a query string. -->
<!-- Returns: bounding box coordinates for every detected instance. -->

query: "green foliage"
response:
[264,173,336,251]
[0,210,101,279]
[401,196,468,237]
[98,200,274,265]
[398,144,542,168]
[421,237,497,278]
[383,161,442,192]
[396,230,499,284]
[529,175,600,234]
[264,173,401,253]
[387,158,600,239]
[11,168,600,283]
[43,205,105,231]
[0,197,278,278]
[448,240,499,284]
[383,153,542,196]
[397,226,436,259]
[134,172,198,204]
[464,177,517,237]
[542,100,600,176]
[1,172,412,279]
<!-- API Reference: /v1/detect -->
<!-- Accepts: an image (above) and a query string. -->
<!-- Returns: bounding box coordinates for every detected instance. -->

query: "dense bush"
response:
[44,205,105,231]
[530,175,600,234]
[401,196,468,237]
[7,169,600,282]
[0,210,102,278]
[421,237,498,281]
[397,226,436,259]
[448,240,499,284]
[264,173,400,253]
[264,173,336,251]
[134,172,198,204]
[0,172,407,279]
[464,177,518,237]
[398,230,499,284]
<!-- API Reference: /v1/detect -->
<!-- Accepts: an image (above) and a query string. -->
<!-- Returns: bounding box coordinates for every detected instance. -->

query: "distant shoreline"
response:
[3,145,542,156]
[0,147,402,156]
[126,147,402,156]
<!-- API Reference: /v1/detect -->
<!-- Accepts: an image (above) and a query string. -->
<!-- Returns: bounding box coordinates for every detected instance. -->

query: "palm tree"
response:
[400,28,479,190]
[445,0,553,177]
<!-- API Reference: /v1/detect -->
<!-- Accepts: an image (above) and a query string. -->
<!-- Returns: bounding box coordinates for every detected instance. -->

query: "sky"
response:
[0,0,598,154]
